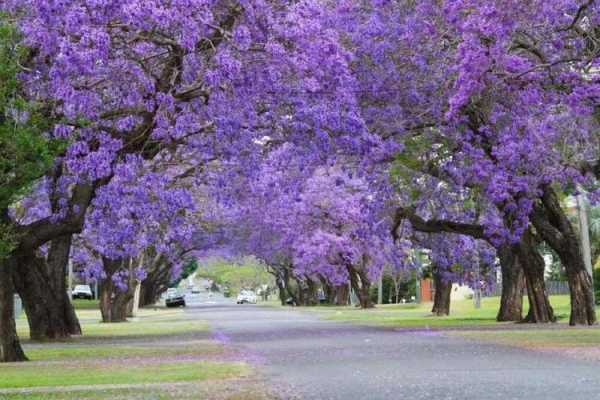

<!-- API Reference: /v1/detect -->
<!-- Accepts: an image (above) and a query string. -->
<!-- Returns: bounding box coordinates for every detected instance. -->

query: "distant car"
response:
[191,287,201,294]
[237,290,257,304]
[72,285,93,300]
[166,291,186,308]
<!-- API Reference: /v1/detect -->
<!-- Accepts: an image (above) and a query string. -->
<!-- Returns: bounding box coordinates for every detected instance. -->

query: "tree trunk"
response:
[496,246,525,322]
[99,258,134,323]
[306,279,318,306]
[565,267,596,326]
[319,277,336,305]
[46,236,81,334]
[281,268,299,306]
[519,230,555,323]
[431,269,451,316]
[139,255,170,307]
[127,280,142,318]
[348,265,374,309]
[99,279,131,323]
[0,255,27,362]
[140,270,169,307]
[296,279,308,306]
[394,281,401,304]
[99,279,114,323]
[275,277,287,306]
[13,247,80,340]
[335,284,349,305]
[531,186,596,325]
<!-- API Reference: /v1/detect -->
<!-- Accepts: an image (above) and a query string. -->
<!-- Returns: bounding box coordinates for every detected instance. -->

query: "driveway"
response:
[187,303,600,400]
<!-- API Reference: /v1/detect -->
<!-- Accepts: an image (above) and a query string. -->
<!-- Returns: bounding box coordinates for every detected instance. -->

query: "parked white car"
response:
[237,290,257,304]
[72,285,93,300]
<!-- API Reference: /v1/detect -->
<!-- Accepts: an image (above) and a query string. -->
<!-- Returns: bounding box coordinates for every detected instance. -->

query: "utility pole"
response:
[576,189,595,305]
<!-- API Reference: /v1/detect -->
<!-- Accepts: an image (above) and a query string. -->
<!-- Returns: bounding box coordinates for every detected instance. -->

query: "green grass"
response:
[310,295,574,328]
[0,361,246,389]
[23,341,222,361]
[16,308,210,340]
[4,307,260,398]
[453,328,600,348]
[0,381,274,400]
[71,299,100,310]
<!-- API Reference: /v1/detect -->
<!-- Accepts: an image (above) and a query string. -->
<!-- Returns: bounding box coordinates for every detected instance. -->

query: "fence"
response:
[487,280,570,297]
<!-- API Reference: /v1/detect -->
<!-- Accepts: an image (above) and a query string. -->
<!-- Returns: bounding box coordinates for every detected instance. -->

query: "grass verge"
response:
[0,361,246,389]
[6,307,270,399]
[309,295,574,328]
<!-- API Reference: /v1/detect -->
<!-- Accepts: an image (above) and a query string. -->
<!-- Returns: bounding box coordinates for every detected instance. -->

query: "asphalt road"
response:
[187,302,600,400]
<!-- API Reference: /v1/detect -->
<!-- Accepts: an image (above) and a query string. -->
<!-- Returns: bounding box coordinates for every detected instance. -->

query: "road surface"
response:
[186,301,600,400]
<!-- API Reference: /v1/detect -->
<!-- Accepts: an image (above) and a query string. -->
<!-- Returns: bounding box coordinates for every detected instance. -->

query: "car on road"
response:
[72,285,93,300]
[237,290,257,304]
[166,290,186,308]
[191,286,201,294]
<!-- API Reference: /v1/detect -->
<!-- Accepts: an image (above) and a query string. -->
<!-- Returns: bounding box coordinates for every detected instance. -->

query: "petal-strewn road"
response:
[186,301,600,400]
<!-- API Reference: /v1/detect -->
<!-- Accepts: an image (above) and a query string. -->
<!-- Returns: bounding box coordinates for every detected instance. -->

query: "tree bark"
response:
[531,186,596,325]
[281,267,299,306]
[431,269,451,316]
[306,279,319,306]
[99,279,131,323]
[519,229,555,323]
[496,246,525,322]
[347,265,374,309]
[335,284,349,305]
[0,255,27,362]
[99,258,135,323]
[13,246,81,340]
[140,265,170,307]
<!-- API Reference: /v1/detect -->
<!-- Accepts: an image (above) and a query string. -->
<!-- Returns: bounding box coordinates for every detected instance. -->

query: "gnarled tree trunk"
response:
[532,186,596,326]
[305,279,319,306]
[0,255,27,362]
[140,267,170,307]
[519,229,555,323]
[431,268,452,316]
[496,246,525,322]
[335,284,349,305]
[13,240,81,340]
[347,265,374,309]
[99,258,136,323]
[275,276,287,306]
[280,267,299,306]
[99,278,131,323]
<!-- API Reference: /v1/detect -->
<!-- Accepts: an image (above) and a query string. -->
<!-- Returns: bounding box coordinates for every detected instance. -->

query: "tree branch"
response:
[392,206,486,242]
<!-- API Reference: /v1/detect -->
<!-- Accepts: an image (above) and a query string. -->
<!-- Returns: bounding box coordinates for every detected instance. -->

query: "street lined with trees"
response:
[0,6,599,398]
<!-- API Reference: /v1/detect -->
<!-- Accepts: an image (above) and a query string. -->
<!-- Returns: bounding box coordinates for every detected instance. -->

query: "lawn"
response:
[309,295,574,328]
[16,308,210,340]
[0,360,246,389]
[6,306,272,400]
[0,381,274,400]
